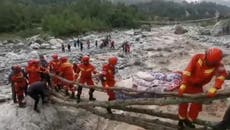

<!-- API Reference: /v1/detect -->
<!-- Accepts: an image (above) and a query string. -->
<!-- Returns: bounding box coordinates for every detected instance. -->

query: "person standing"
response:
[177,47,228,129]
[76,56,97,103]
[27,81,49,113]
[100,56,118,113]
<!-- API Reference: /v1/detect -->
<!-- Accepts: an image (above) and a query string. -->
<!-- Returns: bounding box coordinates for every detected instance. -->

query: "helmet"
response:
[28,60,34,66]
[60,56,68,63]
[32,59,40,65]
[52,54,58,60]
[14,65,21,73]
[206,47,223,66]
[108,56,118,66]
[81,56,90,64]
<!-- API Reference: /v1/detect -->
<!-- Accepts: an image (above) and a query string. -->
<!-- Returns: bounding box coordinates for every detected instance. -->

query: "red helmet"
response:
[206,47,223,65]
[14,65,21,73]
[52,54,58,60]
[108,56,118,66]
[81,56,90,64]
[28,60,34,66]
[32,60,40,65]
[60,56,68,63]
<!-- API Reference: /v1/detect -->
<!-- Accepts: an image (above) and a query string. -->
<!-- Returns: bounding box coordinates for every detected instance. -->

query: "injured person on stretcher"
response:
[115,71,182,100]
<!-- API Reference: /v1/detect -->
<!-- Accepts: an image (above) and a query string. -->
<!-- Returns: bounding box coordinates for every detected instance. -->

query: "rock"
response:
[49,38,63,48]
[141,25,151,32]
[211,19,230,36]
[199,28,211,35]
[174,25,188,34]
[40,43,51,49]
[124,30,134,35]
[18,42,24,46]
[30,43,40,49]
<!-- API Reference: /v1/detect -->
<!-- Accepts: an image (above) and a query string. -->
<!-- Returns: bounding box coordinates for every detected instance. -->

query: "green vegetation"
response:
[0,0,230,37]
[0,0,140,36]
[135,0,230,21]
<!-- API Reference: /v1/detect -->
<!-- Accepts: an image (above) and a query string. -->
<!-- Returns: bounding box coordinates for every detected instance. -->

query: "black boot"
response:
[77,95,81,103]
[178,119,185,130]
[34,107,40,113]
[106,107,113,114]
[70,92,75,99]
[65,90,69,96]
[77,85,82,103]
[184,119,196,128]
[89,88,96,101]
[55,86,59,92]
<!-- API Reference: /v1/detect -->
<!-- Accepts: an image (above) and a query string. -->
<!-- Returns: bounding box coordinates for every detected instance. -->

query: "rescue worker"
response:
[77,38,80,48]
[76,55,97,103]
[178,47,228,129]
[67,43,71,52]
[8,66,17,103]
[110,40,115,49]
[26,60,42,85]
[80,42,83,51]
[95,40,98,48]
[49,54,61,91]
[87,40,90,49]
[61,43,65,52]
[100,56,118,114]
[11,65,27,107]
[73,62,79,81]
[27,81,49,113]
[59,56,75,98]
[39,55,51,87]
[213,71,230,130]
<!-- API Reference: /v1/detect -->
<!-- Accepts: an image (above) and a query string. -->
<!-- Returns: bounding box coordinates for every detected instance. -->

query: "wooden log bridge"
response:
[48,73,230,130]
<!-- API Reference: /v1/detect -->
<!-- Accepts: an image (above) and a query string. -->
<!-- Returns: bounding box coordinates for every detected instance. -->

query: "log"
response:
[48,72,230,99]
[51,91,215,127]
[0,97,11,103]
[51,95,207,130]
[111,106,216,127]
[50,93,230,110]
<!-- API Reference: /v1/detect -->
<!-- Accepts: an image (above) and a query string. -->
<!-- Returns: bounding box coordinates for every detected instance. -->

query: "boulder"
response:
[30,43,40,49]
[49,38,63,48]
[174,25,188,34]
[40,43,51,49]
[211,19,230,36]
[199,28,211,35]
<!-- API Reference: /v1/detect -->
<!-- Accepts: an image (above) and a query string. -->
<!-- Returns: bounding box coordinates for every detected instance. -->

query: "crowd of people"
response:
[7,46,230,130]
[61,37,132,54]
[8,54,118,113]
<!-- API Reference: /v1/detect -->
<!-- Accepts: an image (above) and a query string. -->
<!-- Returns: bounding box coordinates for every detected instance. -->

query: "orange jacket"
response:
[101,64,116,87]
[182,54,227,90]
[59,62,75,81]
[76,63,96,82]
[49,60,60,73]
[26,65,41,84]
[11,72,27,94]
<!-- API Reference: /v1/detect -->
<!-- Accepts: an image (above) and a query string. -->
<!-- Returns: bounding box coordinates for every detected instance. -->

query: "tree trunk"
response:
[51,95,208,130]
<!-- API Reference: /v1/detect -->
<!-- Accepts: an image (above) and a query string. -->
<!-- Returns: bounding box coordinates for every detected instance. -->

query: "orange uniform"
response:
[73,62,79,80]
[76,55,97,102]
[49,59,61,88]
[26,63,41,85]
[178,53,227,121]
[101,63,116,100]
[11,71,27,106]
[77,63,96,85]
[59,60,75,93]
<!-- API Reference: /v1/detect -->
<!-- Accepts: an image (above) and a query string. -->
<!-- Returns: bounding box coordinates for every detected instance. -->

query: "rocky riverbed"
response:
[0,25,230,130]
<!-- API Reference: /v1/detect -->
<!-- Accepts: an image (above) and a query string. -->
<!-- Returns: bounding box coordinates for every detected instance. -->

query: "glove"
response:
[207,87,217,98]
[178,84,186,96]
[104,84,110,89]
